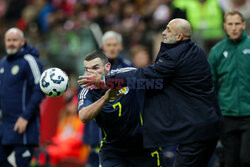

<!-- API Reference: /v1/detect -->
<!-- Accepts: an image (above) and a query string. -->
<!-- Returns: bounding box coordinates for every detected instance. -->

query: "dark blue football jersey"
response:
[78,87,145,150]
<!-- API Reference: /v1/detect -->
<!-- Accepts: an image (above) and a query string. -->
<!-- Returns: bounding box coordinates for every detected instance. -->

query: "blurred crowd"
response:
[0,0,249,76]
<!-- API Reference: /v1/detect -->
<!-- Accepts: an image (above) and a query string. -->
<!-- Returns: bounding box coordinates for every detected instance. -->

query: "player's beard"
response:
[6,48,19,55]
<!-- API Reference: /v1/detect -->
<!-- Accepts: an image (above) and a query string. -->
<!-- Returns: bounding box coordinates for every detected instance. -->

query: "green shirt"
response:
[173,0,224,39]
[208,31,250,116]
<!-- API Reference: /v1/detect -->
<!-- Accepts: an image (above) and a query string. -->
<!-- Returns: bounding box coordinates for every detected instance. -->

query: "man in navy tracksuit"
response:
[0,28,45,167]
[79,19,223,167]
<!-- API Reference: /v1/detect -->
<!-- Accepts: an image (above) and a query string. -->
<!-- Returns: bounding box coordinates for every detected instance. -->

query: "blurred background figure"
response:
[172,0,224,54]
[42,94,88,166]
[102,30,133,70]
[218,0,250,35]
[129,45,152,68]
[0,27,45,167]
[136,0,187,60]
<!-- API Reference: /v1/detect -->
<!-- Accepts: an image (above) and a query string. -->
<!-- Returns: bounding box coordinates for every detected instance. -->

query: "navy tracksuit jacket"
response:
[106,40,223,148]
[0,43,45,146]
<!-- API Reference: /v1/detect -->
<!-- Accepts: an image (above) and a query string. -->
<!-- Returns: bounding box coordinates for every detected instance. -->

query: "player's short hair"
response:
[85,50,109,65]
[102,31,122,46]
[224,11,245,22]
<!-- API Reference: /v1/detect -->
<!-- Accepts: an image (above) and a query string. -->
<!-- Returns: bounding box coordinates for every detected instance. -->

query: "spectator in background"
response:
[218,0,250,35]
[173,0,224,54]
[208,11,250,167]
[130,45,152,68]
[134,0,186,59]
[140,0,186,30]
[0,27,45,167]
[43,94,88,166]
[218,0,250,20]
[102,30,133,71]
[17,0,46,31]
[4,0,27,24]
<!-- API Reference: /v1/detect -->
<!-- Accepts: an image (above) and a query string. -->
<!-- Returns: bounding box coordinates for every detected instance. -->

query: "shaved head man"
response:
[162,18,192,43]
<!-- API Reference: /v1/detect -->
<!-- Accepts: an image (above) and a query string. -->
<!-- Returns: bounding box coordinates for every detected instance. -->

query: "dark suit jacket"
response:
[106,40,223,148]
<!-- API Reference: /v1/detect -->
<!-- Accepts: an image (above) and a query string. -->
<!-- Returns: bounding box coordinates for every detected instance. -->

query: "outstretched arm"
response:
[79,89,123,123]
[78,53,175,88]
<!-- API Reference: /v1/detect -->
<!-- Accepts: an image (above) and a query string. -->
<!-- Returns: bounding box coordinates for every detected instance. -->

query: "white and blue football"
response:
[40,68,69,97]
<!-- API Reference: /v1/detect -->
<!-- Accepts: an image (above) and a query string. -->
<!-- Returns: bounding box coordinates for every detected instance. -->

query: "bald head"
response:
[162,19,192,44]
[170,19,192,39]
[5,27,25,55]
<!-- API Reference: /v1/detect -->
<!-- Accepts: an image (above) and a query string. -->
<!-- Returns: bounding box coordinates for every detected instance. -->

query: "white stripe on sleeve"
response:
[80,88,88,99]
[24,54,41,84]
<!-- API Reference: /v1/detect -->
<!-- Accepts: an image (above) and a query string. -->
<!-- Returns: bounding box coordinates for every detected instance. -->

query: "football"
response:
[40,68,69,97]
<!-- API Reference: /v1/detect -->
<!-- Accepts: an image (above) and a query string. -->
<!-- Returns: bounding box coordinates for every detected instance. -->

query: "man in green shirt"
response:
[208,11,250,167]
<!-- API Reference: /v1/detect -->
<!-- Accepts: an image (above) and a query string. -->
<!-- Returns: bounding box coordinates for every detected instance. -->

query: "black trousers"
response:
[221,116,250,167]
[0,144,34,167]
[174,139,218,167]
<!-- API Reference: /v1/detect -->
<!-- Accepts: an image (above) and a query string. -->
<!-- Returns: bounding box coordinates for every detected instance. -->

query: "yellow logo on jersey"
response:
[119,87,129,94]
[11,65,19,75]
